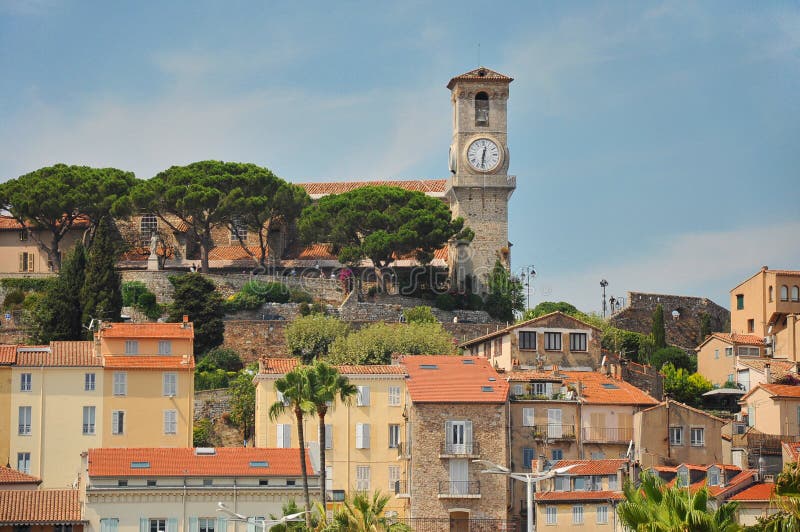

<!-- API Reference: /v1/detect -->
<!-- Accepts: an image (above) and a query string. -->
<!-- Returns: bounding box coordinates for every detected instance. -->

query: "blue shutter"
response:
[189,517,198,532]
[167,518,178,532]
[140,518,149,532]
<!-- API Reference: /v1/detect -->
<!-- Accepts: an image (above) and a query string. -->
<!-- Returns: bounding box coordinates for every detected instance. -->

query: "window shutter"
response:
[277,424,285,447]
[216,517,227,532]
[363,423,370,449]
[246,521,255,532]
[445,421,453,444]
[28,254,34,272]
[325,425,333,449]
[188,517,198,532]
[112,412,119,434]
[139,518,148,532]
[356,423,364,448]
[284,425,291,448]
[277,391,285,405]
[18,253,24,272]
[465,421,473,445]
[357,386,370,406]
[523,407,534,426]
[167,518,178,532]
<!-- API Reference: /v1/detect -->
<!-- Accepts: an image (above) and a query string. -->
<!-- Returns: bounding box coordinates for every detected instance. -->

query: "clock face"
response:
[467,138,501,172]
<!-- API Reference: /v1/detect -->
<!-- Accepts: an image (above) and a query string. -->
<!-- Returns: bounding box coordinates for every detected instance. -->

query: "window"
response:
[100,519,119,532]
[551,449,563,460]
[198,519,215,532]
[18,406,31,435]
[164,410,177,434]
[140,214,158,240]
[163,372,177,396]
[677,469,689,487]
[690,427,705,447]
[591,452,605,460]
[781,285,789,302]
[117,480,127,487]
[445,420,472,453]
[20,373,31,392]
[483,341,492,358]
[748,319,755,333]
[544,332,562,351]
[739,346,760,357]
[522,407,535,427]
[572,505,584,525]
[356,386,370,406]
[494,338,502,357]
[158,340,171,355]
[554,476,568,491]
[276,391,289,406]
[17,452,30,474]
[793,286,800,302]
[147,479,157,487]
[513,384,524,396]
[230,218,248,243]
[388,385,401,406]
[608,475,618,490]
[546,506,557,525]
[747,406,755,427]
[523,448,535,469]
[769,286,774,302]
[85,373,96,391]
[574,476,586,491]
[728,373,734,383]
[388,465,400,492]
[388,424,400,449]
[83,406,96,435]
[597,505,609,524]
[112,411,125,435]
[19,228,28,241]
[534,382,552,396]
[356,423,371,449]
[736,294,744,310]
[113,372,127,395]
[519,331,536,350]
[325,424,333,450]
[124,340,138,355]
[356,465,370,492]
[149,519,166,532]
[669,426,683,445]
[18,252,34,272]
[475,91,489,126]
[714,349,719,359]
[569,333,587,352]
[725,347,733,357]
[276,424,291,448]
[708,469,720,486]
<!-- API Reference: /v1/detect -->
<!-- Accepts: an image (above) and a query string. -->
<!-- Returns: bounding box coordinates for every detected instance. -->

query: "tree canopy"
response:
[522,301,581,320]
[484,260,525,322]
[662,363,713,407]
[32,242,86,342]
[168,273,225,357]
[298,186,468,270]
[285,314,350,363]
[652,304,667,349]
[327,321,456,365]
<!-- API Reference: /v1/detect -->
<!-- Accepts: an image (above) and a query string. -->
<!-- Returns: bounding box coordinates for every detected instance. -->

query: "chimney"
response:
[765,363,771,384]
[182,315,189,328]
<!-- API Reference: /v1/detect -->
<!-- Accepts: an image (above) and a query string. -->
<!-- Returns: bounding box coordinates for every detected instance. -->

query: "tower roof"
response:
[447,67,513,89]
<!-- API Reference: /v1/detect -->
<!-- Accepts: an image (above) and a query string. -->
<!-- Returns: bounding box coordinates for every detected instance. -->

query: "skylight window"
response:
[420,364,438,370]
[249,461,269,468]
[601,383,619,390]
[481,386,494,392]
[130,461,150,469]
[462,359,475,364]
[488,377,496,382]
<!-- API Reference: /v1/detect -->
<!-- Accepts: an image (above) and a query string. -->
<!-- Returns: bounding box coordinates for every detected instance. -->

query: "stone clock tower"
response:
[445,67,516,295]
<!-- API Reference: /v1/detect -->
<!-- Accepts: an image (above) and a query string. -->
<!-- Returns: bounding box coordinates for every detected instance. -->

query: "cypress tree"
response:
[34,242,86,342]
[652,304,666,349]
[81,216,123,327]
[168,273,224,357]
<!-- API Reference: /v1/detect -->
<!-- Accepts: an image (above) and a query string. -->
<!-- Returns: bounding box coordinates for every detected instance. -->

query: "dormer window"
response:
[475,92,489,126]
[707,468,720,486]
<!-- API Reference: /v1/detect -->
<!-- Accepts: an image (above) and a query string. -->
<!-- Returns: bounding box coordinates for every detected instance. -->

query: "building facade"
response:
[696,333,765,387]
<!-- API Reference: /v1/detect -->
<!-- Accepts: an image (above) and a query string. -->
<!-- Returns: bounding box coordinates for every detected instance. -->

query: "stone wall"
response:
[194,389,232,421]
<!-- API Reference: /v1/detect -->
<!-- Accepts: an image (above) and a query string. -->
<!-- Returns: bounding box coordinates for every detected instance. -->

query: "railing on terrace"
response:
[439,441,480,456]
[390,518,518,531]
[581,426,633,443]
[437,480,480,497]
[532,424,576,440]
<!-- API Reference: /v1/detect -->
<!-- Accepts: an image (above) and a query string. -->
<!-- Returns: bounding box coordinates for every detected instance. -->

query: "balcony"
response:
[531,424,576,441]
[437,480,481,499]
[581,426,633,443]
[439,441,480,458]
[396,442,410,459]
[393,480,410,498]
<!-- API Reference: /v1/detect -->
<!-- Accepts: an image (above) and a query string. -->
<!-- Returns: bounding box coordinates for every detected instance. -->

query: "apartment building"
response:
[254,358,408,517]
[0,345,15,470]
[83,447,316,532]
[740,383,800,436]
[460,311,603,371]
[633,399,726,468]
[735,358,796,392]
[696,333,765,386]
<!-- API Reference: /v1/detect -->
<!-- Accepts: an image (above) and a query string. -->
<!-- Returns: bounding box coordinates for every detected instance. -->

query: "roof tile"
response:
[447,67,514,89]
[16,343,101,367]
[729,482,776,501]
[0,489,81,524]
[0,467,40,485]
[260,358,405,375]
[103,355,195,370]
[403,355,508,403]
[98,322,194,339]
[0,345,16,365]
[535,490,624,502]
[551,459,628,475]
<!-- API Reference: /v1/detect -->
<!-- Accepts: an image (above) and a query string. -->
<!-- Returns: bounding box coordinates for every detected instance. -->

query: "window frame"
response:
[388,424,400,449]
[546,506,557,525]
[596,505,609,524]
[522,407,535,427]
[669,426,684,446]
[124,340,138,355]
[690,427,705,447]
[83,406,96,435]
[17,452,31,474]
[20,373,32,392]
[158,340,172,355]
[113,372,127,396]
[139,214,158,240]
[355,465,370,492]
[522,447,535,469]
[519,331,536,350]
[112,410,125,435]
[388,385,401,406]
[163,372,177,397]
[736,294,744,310]
[18,406,31,435]
[356,385,370,406]
[544,332,562,351]
[198,519,215,532]
[85,372,96,391]
[572,505,584,525]
[569,332,587,352]
[164,410,178,435]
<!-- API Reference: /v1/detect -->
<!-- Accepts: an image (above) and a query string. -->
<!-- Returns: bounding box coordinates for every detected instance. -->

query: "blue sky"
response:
[1,1,798,313]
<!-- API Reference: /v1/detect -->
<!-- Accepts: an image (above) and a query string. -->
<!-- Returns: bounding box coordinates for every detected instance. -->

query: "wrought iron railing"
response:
[439,441,480,456]
[531,424,576,440]
[437,480,480,496]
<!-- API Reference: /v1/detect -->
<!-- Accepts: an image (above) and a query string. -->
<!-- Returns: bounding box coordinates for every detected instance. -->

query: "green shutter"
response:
[216,517,227,532]
[140,518,149,532]
[167,518,178,532]
[189,517,198,532]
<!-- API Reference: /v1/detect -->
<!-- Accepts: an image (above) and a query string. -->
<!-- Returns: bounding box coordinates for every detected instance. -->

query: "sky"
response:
[1,0,798,313]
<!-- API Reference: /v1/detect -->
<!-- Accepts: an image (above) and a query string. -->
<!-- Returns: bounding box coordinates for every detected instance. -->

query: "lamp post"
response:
[519,265,536,311]
[473,460,576,532]
[600,279,609,318]
[216,502,307,531]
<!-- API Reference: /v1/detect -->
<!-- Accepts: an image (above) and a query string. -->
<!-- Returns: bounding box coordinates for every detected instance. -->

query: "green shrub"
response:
[3,289,26,309]
[240,281,290,303]
[0,278,54,292]
[224,292,263,312]
[122,281,149,306]
[403,306,437,324]
[195,368,236,390]
[22,292,42,311]
[193,419,213,447]
[435,293,456,311]
[467,293,484,311]
[298,302,311,316]
[289,289,313,304]
[200,347,243,372]
[310,302,326,315]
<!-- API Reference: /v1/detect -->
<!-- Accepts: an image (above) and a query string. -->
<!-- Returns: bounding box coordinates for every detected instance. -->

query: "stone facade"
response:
[408,403,509,520]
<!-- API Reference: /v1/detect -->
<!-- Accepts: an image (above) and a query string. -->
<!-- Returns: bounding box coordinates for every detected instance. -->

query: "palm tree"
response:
[617,471,740,531]
[308,360,357,507]
[313,490,410,531]
[270,365,315,529]
[756,461,800,531]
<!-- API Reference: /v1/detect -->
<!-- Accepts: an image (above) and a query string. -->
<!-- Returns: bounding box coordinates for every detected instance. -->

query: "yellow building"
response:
[696,333,765,387]
[254,358,408,516]
[0,345,14,469]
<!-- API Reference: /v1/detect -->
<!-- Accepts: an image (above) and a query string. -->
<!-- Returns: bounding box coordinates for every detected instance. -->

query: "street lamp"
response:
[216,502,307,531]
[473,460,576,532]
[600,279,609,318]
[519,265,536,311]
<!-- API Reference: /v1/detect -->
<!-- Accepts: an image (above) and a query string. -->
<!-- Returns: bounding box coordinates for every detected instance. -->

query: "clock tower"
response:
[445,67,516,295]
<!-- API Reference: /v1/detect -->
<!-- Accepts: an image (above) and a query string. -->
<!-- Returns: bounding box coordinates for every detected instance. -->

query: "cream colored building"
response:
[0,345,14,469]
[740,383,800,436]
[696,333,765,387]
[0,217,86,274]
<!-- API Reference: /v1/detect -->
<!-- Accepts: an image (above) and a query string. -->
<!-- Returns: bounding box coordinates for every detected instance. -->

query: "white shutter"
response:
[283,425,291,448]
[277,391,286,405]
[465,421,473,448]
[167,518,178,532]
[523,407,535,427]
[277,424,285,448]
[112,411,120,434]
[445,421,453,445]
[363,423,370,449]
[139,518,148,532]
[189,518,198,532]
[357,386,370,406]
[356,423,364,448]
[216,517,227,532]
[325,424,333,450]
[326,465,333,490]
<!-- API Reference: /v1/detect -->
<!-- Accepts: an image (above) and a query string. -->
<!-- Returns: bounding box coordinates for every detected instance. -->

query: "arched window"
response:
[768,286,774,302]
[140,214,158,240]
[792,286,799,302]
[475,92,489,126]
[780,285,789,302]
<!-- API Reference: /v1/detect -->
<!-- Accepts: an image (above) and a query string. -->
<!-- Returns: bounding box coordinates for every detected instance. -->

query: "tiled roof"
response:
[98,322,194,339]
[0,215,91,231]
[506,370,564,382]
[0,467,40,485]
[447,67,513,89]
[259,358,405,376]
[551,459,627,475]
[0,345,16,365]
[16,343,101,367]
[729,482,776,502]
[713,469,757,497]
[296,243,337,261]
[782,441,800,462]
[459,311,601,347]
[737,357,796,379]
[103,355,195,370]
[565,371,658,406]
[209,245,264,261]
[87,448,315,477]
[702,333,765,348]
[535,490,624,502]
[639,400,727,423]
[756,383,800,399]
[0,489,82,524]
[298,179,447,198]
[403,355,508,403]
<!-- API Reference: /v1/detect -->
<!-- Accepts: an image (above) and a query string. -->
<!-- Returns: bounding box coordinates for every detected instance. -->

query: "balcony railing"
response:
[438,480,480,497]
[393,480,409,497]
[581,426,633,443]
[532,424,576,440]
[439,441,480,456]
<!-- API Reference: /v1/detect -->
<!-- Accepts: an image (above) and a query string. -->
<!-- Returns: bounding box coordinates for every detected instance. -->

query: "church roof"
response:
[447,67,513,89]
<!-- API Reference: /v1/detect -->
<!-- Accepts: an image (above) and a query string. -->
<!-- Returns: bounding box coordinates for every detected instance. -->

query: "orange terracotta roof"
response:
[782,441,800,462]
[551,459,627,475]
[98,322,194,339]
[0,467,40,485]
[0,345,16,365]
[403,355,508,403]
[563,371,658,406]
[459,311,601,347]
[0,489,82,524]
[209,245,264,261]
[103,355,195,369]
[447,67,513,89]
[87,447,315,477]
[16,343,101,367]
[729,482,776,502]
[298,179,448,197]
[535,490,624,502]
[639,400,727,423]
[704,333,765,347]
[738,358,796,379]
[259,358,405,376]
[507,370,564,382]
[296,243,337,261]
[758,383,800,399]
[0,215,90,231]
[712,469,757,497]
